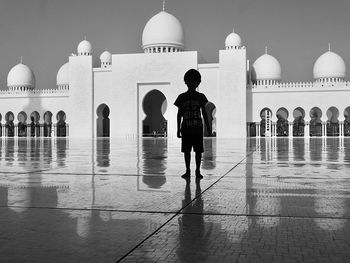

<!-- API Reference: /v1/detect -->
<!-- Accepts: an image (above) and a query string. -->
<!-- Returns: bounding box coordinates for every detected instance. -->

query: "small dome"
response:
[313,51,346,79]
[77,39,92,56]
[100,51,112,63]
[252,53,281,81]
[225,28,242,49]
[142,11,184,52]
[7,63,35,88]
[56,63,69,86]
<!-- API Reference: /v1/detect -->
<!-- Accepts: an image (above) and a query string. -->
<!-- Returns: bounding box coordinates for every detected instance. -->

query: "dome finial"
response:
[20,56,23,64]
[162,0,165,11]
[328,42,331,52]
[265,46,268,54]
[84,36,86,40]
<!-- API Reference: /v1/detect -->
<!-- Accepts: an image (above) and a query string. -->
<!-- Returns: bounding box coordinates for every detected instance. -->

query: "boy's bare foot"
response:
[181,170,191,179]
[195,170,203,179]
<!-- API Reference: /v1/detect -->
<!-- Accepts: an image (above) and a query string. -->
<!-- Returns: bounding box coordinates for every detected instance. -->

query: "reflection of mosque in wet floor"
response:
[142,138,167,189]
[96,138,110,168]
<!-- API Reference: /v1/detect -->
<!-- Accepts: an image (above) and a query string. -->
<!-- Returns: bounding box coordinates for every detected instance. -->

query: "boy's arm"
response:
[202,104,212,136]
[177,108,182,138]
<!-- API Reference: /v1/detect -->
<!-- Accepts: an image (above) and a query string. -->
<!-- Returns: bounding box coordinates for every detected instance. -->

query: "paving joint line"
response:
[2,205,347,221]
[115,145,260,263]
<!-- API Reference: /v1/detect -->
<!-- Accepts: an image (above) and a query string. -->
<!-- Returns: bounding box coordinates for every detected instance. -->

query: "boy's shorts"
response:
[181,133,204,153]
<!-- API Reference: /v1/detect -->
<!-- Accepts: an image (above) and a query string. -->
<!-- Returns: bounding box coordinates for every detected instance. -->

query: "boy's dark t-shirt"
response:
[174,91,208,135]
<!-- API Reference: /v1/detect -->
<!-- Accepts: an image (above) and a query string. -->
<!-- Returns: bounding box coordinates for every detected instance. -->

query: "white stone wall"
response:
[218,49,247,138]
[68,55,93,138]
[110,51,198,138]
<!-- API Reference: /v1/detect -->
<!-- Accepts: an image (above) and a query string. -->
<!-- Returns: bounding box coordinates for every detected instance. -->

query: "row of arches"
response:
[0,111,67,138]
[96,90,217,138]
[249,106,350,137]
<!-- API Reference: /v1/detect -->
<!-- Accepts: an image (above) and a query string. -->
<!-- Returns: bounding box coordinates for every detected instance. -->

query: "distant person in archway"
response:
[174,69,211,179]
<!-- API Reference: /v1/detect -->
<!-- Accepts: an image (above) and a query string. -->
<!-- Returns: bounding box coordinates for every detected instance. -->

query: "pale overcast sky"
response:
[0,0,349,89]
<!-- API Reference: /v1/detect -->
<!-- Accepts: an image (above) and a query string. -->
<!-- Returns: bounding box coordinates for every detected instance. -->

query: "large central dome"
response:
[142,11,185,53]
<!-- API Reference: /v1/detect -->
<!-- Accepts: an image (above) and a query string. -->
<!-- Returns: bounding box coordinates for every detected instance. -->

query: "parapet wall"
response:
[0,86,69,98]
[250,81,350,91]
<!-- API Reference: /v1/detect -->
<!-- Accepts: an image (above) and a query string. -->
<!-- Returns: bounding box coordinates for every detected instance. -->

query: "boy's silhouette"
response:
[174,69,211,179]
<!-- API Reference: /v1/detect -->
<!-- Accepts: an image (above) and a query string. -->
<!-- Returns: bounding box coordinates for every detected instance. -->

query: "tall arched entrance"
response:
[96,104,110,137]
[204,102,216,137]
[142,90,167,137]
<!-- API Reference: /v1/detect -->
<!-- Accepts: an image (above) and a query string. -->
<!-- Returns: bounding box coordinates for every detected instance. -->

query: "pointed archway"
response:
[56,111,67,137]
[142,89,167,137]
[5,112,15,137]
[96,104,110,137]
[17,111,27,137]
[293,107,305,136]
[276,107,289,136]
[43,111,53,137]
[326,107,339,136]
[30,111,40,137]
[260,108,272,137]
[310,107,322,136]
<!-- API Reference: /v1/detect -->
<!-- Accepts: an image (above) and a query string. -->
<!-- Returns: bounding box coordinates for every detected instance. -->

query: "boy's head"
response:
[184,69,201,90]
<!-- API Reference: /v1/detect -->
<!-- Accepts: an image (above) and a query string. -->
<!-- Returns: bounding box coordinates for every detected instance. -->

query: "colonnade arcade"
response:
[0,110,68,138]
[248,106,350,137]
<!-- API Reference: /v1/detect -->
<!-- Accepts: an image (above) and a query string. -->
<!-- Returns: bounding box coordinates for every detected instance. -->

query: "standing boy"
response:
[174,69,212,179]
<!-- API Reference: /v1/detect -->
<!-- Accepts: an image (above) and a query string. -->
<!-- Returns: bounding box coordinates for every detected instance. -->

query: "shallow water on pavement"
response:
[1,137,350,262]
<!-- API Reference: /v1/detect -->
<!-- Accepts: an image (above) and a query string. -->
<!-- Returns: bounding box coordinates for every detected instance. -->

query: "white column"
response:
[257,122,260,137]
[322,121,327,137]
[14,123,18,137]
[288,121,293,138]
[339,121,344,137]
[305,120,310,138]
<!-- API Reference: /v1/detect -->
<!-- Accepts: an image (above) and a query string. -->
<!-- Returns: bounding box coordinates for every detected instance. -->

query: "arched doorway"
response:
[56,111,67,137]
[344,107,350,136]
[276,107,289,136]
[17,111,27,137]
[142,90,167,137]
[96,104,110,137]
[293,107,305,136]
[260,108,272,137]
[310,107,322,136]
[30,111,40,137]
[204,102,216,137]
[5,112,15,137]
[43,111,53,137]
[326,107,339,136]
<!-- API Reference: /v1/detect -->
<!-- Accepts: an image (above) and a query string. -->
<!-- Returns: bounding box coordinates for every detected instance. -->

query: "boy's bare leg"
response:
[181,152,191,178]
[195,152,203,178]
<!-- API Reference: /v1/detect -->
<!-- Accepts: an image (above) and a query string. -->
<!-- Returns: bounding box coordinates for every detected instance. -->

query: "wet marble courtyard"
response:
[1,137,350,262]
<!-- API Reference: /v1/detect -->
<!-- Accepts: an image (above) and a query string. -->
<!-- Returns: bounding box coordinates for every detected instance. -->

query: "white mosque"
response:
[1,7,350,139]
